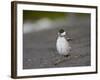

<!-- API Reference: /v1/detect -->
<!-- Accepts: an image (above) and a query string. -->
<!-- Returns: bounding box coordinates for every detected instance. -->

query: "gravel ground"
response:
[23,16,91,69]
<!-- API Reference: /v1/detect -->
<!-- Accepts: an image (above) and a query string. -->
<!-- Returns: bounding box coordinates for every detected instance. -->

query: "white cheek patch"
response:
[61,32,66,36]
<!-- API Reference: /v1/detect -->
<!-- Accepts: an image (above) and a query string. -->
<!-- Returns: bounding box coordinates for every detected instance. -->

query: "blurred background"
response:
[23,10,91,69]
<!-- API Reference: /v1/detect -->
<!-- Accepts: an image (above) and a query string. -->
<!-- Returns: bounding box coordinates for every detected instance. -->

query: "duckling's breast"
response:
[56,37,71,55]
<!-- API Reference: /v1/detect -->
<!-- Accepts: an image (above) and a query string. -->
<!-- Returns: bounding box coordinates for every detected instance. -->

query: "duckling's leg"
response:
[54,54,71,65]
[64,54,70,57]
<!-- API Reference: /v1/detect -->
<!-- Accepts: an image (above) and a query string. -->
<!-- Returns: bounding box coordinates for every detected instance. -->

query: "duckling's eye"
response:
[59,29,64,33]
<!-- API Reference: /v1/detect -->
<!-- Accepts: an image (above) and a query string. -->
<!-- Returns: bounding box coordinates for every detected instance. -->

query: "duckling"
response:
[55,29,71,65]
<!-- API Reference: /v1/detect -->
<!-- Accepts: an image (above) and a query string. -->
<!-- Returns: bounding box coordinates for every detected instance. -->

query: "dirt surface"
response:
[23,16,91,69]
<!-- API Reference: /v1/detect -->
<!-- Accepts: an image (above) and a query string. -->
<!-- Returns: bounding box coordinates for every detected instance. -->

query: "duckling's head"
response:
[58,29,66,37]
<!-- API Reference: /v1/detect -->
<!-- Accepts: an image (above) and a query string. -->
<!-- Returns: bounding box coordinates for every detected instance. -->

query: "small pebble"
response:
[27,59,31,62]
